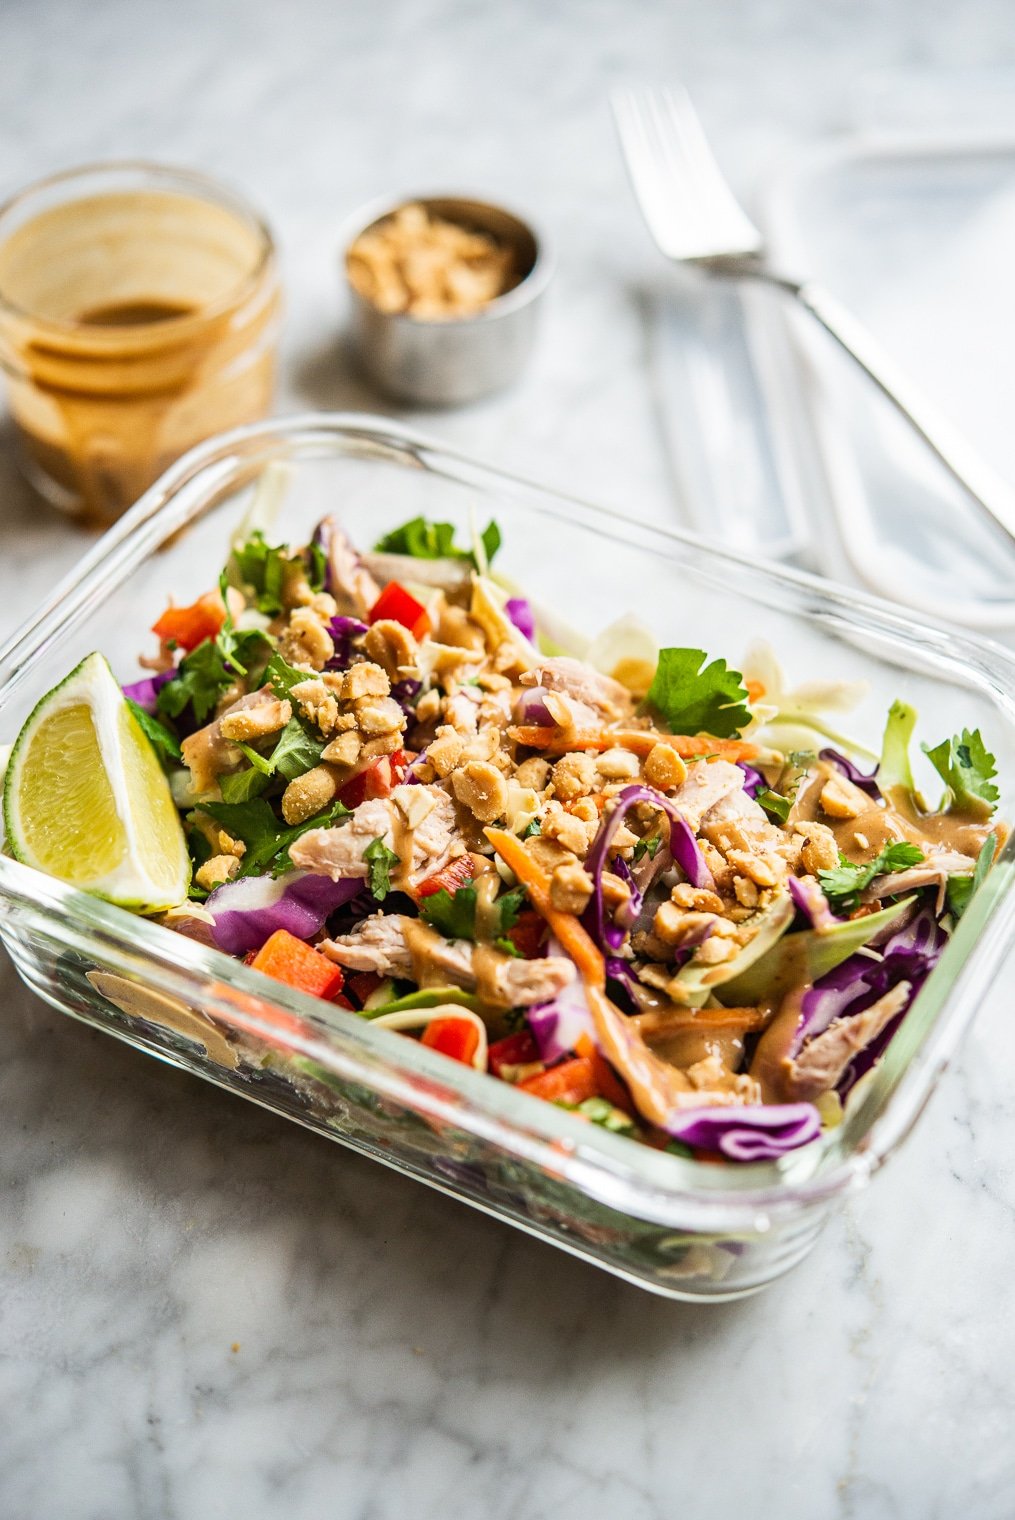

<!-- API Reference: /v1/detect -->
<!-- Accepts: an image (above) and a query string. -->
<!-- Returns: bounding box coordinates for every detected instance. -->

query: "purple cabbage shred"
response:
[666,1103,822,1161]
[818,747,880,799]
[122,668,174,713]
[505,597,536,642]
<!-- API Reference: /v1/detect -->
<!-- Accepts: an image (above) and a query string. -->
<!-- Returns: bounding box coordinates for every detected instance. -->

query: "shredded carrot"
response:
[745,678,766,703]
[483,828,606,990]
[507,726,758,762]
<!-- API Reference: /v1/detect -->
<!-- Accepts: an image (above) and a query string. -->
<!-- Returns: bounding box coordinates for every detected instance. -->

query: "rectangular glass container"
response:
[2,413,1014,1300]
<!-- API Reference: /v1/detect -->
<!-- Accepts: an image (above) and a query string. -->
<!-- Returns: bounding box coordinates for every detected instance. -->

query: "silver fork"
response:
[613,84,1015,549]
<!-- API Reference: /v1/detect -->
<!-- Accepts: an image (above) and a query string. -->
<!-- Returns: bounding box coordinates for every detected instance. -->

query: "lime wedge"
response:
[3,652,190,911]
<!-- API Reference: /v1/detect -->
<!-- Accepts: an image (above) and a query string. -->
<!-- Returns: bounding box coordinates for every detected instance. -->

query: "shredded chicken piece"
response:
[324,519,381,618]
[290,787,460,888]
[780,984,912,1101]
[321,913,577,1006]
[181,688,278,795]
[863,850,977,915]
[670,760,746,831]
[520,657,633,720]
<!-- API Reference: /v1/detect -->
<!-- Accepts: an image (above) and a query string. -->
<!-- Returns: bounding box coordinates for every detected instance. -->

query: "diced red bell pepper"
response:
[504,908,545,959]
[421,1016,480,1066]
[519,1055,599,1107]
[369,580,431,640]
[338,750,410,809]
[346,970,385,1008]
[488,1029,540,1078]
[251,930,345,1001]
[415,853,476,900]
[151,590,227,652]
[589,1051,636,1117]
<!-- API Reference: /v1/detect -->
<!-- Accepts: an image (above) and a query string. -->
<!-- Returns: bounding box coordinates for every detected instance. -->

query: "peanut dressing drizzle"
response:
[791,760,995,864]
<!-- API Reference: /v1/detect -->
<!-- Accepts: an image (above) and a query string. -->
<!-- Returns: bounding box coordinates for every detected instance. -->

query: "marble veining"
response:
[3,0,1015,1516]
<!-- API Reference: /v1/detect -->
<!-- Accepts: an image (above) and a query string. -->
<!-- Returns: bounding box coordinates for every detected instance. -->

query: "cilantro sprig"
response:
[230,531,325,616]
[646,647,751,738]
[756,787,791,824]
[125,699,182,764]
[201,796,350,878]
[818,841,924,912]
[155,600,272,726]
[374,514,501,570]
[364,836,400,901]
[420,883,526,942]
[947,834,998,920]
[922,728,999,817]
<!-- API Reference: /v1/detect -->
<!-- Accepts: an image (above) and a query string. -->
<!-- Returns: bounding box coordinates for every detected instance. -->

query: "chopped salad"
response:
[9,506,1006,1163]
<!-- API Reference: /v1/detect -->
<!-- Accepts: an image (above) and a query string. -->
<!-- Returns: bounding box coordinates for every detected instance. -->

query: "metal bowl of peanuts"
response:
[343,195,552,406]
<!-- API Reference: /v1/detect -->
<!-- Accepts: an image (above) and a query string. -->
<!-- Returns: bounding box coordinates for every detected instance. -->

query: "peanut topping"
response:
[219,698,292,743]
[451,760,508,824]
[278,608,335,671]
[195,854,242,892]
[281,764,340,825]
[549,859,595,914]
[643,743,687,792]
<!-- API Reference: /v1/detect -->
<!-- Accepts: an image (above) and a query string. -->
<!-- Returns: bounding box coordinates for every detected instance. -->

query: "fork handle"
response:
[765,272,1015,547]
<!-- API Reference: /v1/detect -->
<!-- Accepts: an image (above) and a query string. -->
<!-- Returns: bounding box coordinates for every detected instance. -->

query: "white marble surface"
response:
[3,2,1015,1516]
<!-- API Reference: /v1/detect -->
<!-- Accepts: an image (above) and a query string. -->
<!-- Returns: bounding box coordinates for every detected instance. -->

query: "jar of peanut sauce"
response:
[0,162,281,524]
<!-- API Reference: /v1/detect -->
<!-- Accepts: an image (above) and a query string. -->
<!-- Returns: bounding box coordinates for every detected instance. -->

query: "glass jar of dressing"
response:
[0,162,281,523]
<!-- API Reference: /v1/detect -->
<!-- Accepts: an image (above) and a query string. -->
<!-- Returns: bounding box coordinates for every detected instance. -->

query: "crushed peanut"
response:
[219,698,292,743]
[549,860,595,914]
[551,751,598,802]
[281,764,339,825]
[278,608,335,671]
[195,854,241,891]
[643,743,688,792]
[451,760,508,823]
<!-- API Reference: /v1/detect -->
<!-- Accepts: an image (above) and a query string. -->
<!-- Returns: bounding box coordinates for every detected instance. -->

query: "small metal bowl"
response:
[342,194,552,406]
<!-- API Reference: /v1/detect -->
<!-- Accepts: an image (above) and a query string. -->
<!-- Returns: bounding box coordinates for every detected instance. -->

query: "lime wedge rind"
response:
[3,652,190,912]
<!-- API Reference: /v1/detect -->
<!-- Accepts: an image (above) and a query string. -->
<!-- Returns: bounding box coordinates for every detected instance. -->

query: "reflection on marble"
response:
[2,0,1015,1515]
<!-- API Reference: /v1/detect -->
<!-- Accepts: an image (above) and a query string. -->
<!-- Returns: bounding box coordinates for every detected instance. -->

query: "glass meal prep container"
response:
[2,412,1014,1302]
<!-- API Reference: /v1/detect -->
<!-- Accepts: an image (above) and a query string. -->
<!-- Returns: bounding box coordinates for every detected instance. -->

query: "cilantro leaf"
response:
[420,883,526,941]
[157,640,235,724]
[236,742,274,776]
[233,716,324,788]
[481,520,502,567]
[947,834,998,920]
[756,787,791,824]
[818,841,924,912]
[125,699,182,763]
[219,766,270,804]
[494,887,526,933]
[495,936,521,958]
[521,818,542,839]
[633,833,662,863]
[646,647,751,738]
[230,531,292,616]
[307,540,328,593]
[373,514,502,569]
[922,728,999,817]
[420,884,478,940]
[215,572,273,679]
[263,650,313,700]
[202,797,350,877]
[364,836,400,901]
[265,717,325,782]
